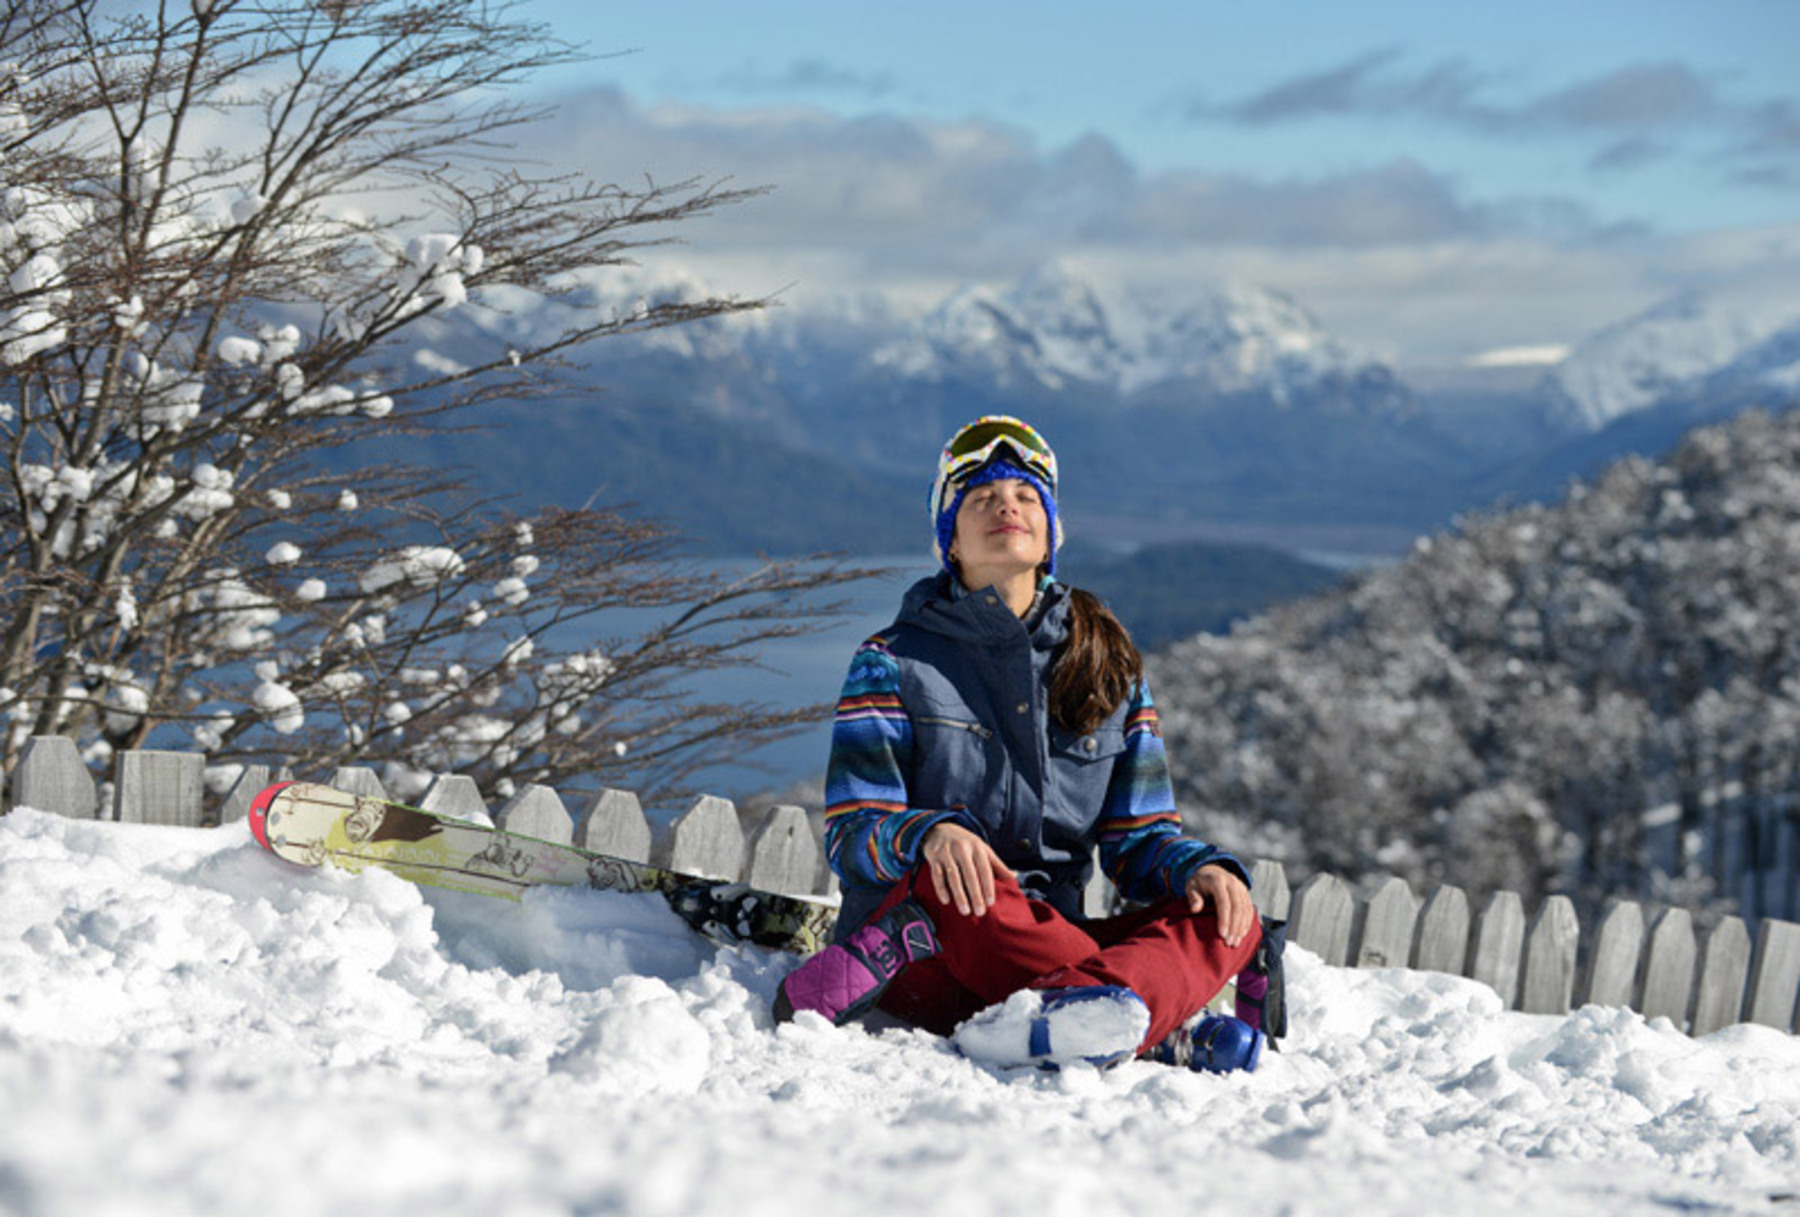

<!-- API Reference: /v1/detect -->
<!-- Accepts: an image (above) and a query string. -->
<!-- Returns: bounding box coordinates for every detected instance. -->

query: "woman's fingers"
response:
[974,846,998,913]
[1220,882,1248,947]
[1188,867,1256,948]
[924,828,976,915]
[922,823,1015,918]
[945,850,976,916]
[1224,878,1255,947]
[1186,883,1207,915]
[967,837,1019,916]
[928,854,955,909]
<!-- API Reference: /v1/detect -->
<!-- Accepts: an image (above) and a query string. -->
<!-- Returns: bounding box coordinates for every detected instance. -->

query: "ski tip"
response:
[246,781,298,852]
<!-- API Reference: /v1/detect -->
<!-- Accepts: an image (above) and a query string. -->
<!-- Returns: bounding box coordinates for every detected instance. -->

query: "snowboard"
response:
[248,781,837,955]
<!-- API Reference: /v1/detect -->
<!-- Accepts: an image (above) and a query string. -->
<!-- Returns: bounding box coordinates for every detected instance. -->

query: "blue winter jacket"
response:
[823,574,1247,938]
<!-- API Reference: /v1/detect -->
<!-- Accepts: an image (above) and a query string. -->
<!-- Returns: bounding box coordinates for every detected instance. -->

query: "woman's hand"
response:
[1185,864,1256,948]
[921,822,1016,918]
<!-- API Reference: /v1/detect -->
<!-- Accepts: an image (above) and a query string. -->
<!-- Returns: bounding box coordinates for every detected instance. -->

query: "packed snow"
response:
[2,809,1798,1217]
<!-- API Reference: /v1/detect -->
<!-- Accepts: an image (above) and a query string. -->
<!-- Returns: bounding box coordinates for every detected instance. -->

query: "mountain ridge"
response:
[393,266,1800,566]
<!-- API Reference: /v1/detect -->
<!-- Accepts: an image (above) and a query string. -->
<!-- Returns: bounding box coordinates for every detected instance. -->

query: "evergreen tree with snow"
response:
[1152,408,1800,923]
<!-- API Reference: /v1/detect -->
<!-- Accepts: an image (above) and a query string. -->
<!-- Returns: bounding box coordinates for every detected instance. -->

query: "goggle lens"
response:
[939,417,1057,492]
[944,418,1054,464]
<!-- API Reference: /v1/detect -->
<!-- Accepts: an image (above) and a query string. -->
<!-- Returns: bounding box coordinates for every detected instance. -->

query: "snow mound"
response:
[2,809,1797,1216]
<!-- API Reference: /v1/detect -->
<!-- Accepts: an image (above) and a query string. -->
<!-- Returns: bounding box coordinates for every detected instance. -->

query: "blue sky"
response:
[512,0,1800,364]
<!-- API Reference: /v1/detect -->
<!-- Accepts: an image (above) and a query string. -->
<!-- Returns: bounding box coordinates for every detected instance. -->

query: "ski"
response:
[248,781,836,955]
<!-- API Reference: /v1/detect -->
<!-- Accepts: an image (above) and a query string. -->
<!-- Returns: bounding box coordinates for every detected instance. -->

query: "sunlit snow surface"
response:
[2,809,1797,1217]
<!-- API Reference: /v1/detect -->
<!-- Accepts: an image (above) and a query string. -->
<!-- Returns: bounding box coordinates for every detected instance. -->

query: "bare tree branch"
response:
[0,0,870,806]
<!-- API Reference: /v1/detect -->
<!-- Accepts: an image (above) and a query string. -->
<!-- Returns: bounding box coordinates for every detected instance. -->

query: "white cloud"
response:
[1468,344,1572,369]
[472,86,1800,362]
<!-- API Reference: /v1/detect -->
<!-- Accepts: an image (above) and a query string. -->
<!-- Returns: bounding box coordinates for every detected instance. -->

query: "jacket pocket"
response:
[1050,725,1127,763]
[1045,725,1129,840]
[909,711,1003,832]
[915,715,993,741]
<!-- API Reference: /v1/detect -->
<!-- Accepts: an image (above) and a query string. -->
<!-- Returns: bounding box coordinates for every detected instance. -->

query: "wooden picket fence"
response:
[6,735,1799,1038]
[1244,864,1800,1038]
[3,736,835,900]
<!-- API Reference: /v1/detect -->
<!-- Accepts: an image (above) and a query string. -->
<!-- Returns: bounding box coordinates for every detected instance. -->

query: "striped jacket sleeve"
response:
[1096,678,1249,904]
[822,636,973,887]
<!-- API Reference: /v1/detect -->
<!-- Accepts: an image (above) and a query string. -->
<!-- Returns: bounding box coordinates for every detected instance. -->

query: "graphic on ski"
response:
[248,781,836,955]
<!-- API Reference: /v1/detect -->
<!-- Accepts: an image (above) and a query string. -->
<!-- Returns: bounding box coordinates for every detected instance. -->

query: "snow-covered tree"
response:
[0,0,864,801]
[1152,408,1800,922]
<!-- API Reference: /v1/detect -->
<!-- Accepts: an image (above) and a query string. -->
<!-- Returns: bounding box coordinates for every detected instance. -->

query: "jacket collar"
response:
[898,572,1071,649]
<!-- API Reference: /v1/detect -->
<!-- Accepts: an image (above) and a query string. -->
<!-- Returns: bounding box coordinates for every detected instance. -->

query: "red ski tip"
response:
[246,780,297,851]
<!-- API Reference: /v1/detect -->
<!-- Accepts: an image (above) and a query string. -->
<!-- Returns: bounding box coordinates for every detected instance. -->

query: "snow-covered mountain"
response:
[1544,291,1800,432]
[869,264,1403,410]
[1701,319,1800,399]
[376,265,1800,558]
[871,269,1128,391]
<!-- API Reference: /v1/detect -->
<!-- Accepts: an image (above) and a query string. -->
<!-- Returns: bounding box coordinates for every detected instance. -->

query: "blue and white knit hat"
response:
[930,416,1063,575]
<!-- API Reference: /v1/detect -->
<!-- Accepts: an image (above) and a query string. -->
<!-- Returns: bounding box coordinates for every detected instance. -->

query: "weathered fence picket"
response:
[419,774,492,826]
[114,750,205,825]
[1692,918,1753,1036]
[329,767,388,802]
[1469,891,1526,1008]
[1582,900,1645,1010]
[1290,873,1355,966]
[1745,918,1800,1030]
[494,784,574,845]
[1352,877,1419,969]
[575,789,651,862]
[1411,885,1470,975]
[656,794,744,881]
[1637,908,1696,1025]
[6,739,1800,1039]
[1520,895,1580,1015]
[218,765,277,824]
[1249,859,1291,922]
[744,805,820,897]
[13,736,98,820]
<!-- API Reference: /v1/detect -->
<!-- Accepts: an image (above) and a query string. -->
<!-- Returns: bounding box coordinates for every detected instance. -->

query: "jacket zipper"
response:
[916,715,994,740]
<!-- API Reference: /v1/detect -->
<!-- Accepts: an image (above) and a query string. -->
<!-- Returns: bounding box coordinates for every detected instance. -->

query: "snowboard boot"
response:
[953,985,1151,1072]
[773,898,940,1025]
[1147,1013,1264,1073]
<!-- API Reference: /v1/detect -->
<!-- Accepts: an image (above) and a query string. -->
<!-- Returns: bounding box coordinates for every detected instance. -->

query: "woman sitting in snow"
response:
[776,415,1281,1071]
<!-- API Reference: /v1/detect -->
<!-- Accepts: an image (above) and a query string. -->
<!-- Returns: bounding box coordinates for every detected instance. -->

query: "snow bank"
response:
[1,809,1796,1217]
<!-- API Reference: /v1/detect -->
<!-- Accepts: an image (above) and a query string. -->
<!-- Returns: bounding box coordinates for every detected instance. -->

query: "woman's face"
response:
[950,477,1048,575]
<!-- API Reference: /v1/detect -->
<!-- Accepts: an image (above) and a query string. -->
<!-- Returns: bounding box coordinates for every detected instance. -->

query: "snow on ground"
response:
[2,809,1798,1217]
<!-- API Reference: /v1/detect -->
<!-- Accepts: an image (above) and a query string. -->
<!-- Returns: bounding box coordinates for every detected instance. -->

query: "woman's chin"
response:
[959,558,1044,589]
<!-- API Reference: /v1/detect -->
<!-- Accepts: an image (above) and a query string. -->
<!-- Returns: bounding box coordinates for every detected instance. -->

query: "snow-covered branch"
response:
[1,0,863,804]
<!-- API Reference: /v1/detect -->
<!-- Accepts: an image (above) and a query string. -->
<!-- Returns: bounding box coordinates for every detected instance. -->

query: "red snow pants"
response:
[867,868,1262,1052]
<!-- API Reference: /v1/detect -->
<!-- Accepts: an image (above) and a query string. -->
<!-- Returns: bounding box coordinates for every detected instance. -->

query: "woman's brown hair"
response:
[1049,587,1143,735]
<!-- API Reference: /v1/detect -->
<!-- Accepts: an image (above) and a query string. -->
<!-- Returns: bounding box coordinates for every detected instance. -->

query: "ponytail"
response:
[1049,588,1143,735]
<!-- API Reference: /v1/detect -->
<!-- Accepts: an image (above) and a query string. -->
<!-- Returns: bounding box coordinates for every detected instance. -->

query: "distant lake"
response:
[549,556,934,804]
[689,556,932,800]
[576,544,1389,805]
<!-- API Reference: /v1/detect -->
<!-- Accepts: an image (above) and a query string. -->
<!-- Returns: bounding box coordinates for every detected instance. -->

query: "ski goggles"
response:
[929,415,1059,519]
